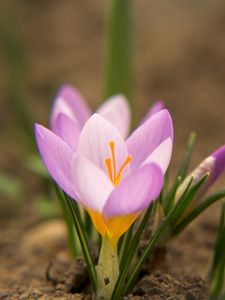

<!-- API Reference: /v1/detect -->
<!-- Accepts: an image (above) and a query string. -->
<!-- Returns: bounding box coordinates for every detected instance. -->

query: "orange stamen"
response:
[105,141,132,186]
[109,141,116,181]
[105,158,113,182]
[116,155,132,180]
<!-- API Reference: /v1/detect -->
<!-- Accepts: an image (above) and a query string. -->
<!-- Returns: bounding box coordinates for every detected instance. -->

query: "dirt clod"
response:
[46,256,88,293]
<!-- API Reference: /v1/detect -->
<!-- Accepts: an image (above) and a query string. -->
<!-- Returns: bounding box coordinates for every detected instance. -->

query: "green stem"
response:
[95,236,119,300]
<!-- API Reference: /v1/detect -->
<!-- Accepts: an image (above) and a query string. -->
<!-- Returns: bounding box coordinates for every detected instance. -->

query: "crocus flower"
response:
[176,144,225,201]
[35,106,173,245]
[50,84,131,149]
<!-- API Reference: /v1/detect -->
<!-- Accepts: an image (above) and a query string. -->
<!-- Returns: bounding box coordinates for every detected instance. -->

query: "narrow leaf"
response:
[176,132,196,180]
[163,176,182,214]
[172,190,225,236]
[119,223,134,266]
[123,203,179,295]
[104,0,134,103]
[112,203,154,299]
[170,173,209,229]
[63,193,97,292]
[54,184,78,257]
[209,202,225,300]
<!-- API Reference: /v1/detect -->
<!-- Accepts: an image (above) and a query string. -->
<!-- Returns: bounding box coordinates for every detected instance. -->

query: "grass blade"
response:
[172,190,225,236]
[163,176,182,214]
[123,204,177,295]
[209,202,225,300]
[176,132,196,180]
[168,176,193,227]
[54,184,78,257]
[169,173,209,229]
[63,193,97,292]
[118,223,134,266]
[112,203,154,300]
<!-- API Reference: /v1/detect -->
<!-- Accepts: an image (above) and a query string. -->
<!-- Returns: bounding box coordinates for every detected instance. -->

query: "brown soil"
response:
[1,0,225,299]
[0,216,211,299]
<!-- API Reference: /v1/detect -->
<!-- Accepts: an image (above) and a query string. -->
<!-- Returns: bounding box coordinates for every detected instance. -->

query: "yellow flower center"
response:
[105,141,132,185]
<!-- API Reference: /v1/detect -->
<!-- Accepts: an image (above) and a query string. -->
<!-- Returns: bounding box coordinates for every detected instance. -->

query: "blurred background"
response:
[0,0,225,296]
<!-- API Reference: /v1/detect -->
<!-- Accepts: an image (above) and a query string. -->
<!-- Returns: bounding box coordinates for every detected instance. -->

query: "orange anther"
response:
[116,155,132,180]
[105,158,113,182]
[105,141,132,186]
[109,141,116,181]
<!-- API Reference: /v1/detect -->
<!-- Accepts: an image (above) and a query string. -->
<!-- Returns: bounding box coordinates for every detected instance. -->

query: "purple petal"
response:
[71,154,114,212]
[127,109,173,171]
[211,144,225,183]
[103,163,164,218]
[143,137,173,174]
[96,94,131,138]
[140,100,165,125]
[78,114,130,178]
[50,84,91,129]
[34,124,77,199]
[52,113,80,151]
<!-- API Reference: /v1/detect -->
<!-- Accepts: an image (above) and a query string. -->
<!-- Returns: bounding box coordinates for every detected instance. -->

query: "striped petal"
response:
[52,113,80,151]
[50,84,91,129]
[78,114,130,178]
[97,94,131,138]
[34,124,77,199]
[127,109,173,171]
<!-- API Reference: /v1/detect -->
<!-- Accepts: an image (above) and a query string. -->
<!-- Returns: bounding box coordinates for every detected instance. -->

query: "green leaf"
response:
[54,184,80,257]
[0,20,33,145]
[63,193,97,292]
[176,132,196,180]
[163,176,182,214]
[169,173,209,229]
[172,190,225,236]
[84,209,94,237]
[161,170,170,205]
[104,0,134,104]
[209,202,225,300]
[118,223,134,267]
[168,176,193,228]
[112,203,154,300]
[122,201,180,296]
